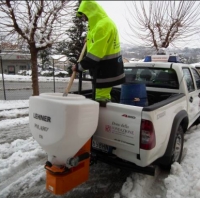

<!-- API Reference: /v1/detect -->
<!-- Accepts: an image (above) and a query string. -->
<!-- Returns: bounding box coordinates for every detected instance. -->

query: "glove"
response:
[72,62,84,73]
[72,63,79,72]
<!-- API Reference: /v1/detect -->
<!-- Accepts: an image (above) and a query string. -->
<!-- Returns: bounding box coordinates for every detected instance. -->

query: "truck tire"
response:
[161,125,184,170]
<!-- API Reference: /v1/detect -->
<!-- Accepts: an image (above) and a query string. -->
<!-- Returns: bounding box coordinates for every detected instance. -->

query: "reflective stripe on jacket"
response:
[77,0,125,88]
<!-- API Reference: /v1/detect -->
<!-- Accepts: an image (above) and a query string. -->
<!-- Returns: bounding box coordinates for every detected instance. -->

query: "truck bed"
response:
[72,87,182,108]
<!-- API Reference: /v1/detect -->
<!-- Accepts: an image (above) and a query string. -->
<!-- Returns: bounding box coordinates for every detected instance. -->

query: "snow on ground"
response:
[0,74,69,82]
[0,100,29,110]
[0,99,200,198]
[0,74,88,82]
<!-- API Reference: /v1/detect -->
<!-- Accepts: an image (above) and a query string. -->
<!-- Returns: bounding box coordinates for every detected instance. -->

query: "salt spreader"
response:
[29,92,99,195]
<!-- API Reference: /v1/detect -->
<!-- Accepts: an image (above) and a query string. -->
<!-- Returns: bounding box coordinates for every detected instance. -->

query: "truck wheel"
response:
[171,125,184,163]
[161,125,184,170]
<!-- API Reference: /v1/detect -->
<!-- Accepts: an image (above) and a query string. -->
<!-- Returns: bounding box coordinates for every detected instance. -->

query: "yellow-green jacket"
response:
[77,0,125,88]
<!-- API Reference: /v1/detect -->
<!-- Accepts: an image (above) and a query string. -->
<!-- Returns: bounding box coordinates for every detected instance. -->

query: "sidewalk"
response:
[0,100,29,110]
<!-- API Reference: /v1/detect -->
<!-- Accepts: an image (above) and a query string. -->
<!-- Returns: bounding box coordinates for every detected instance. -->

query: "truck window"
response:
[182,68,195,92]
[195,66,200,74]
[124,67,179,89]
[124,69,137,82]
[191,68,200,90]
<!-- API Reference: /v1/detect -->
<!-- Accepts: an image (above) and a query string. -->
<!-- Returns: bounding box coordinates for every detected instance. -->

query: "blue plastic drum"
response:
[120,83,148,107]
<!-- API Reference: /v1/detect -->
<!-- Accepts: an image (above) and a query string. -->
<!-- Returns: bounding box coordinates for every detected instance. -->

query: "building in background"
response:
[0,42,31,74]
[50,55,71,70]
[0,52,31,74]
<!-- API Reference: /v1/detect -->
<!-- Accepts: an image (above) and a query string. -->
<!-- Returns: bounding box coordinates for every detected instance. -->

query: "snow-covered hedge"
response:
[18,69,68,78]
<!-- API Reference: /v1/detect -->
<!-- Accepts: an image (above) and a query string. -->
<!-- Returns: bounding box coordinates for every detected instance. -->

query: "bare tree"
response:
[124,1,200,51]
[0,0,74,95]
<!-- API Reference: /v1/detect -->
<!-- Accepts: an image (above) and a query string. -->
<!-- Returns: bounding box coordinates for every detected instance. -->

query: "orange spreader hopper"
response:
[45,139,91,195]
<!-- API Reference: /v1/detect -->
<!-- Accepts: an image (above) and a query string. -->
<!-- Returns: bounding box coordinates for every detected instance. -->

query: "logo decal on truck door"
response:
[122,114,136,119]
[157,111,166,120]
[104,122,134,137]
[105,125,111,132]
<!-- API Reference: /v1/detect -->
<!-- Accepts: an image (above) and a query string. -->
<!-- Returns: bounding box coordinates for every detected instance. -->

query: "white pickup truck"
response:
[75,54,200,175]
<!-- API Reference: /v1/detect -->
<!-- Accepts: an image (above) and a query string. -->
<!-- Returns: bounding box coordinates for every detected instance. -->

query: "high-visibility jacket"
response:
[77,0,125,88]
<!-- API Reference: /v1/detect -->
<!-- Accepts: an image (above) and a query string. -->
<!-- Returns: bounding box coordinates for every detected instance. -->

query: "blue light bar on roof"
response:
[144,55,182,63]
[168,56,181,63]
[144,56,151,62]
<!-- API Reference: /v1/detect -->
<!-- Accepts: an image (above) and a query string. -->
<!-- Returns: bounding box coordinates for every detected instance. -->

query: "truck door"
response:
[182,68,200,125]
[191,68,200,115]
[93,103,142,154]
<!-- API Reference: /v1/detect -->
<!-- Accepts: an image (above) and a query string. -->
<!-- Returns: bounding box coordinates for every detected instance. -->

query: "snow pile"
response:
[164,131,200,198]
[0,137,47,198]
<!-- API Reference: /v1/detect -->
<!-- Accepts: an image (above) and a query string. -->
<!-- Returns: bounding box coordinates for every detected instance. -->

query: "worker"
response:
[72,0,125,101]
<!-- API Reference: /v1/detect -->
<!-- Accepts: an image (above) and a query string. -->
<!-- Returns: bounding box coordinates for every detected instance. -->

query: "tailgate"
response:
[93,103,143,154]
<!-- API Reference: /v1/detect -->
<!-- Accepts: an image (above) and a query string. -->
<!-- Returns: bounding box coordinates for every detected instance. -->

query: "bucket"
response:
[120,83,148,107]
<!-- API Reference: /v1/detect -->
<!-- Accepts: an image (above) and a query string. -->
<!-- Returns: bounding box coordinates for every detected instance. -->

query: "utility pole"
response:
[52,57,55,93]
[0,36,6,100]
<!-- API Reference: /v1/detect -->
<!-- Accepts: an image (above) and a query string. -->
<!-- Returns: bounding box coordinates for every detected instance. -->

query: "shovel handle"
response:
[64,43,87,95]
[77,42,87,63]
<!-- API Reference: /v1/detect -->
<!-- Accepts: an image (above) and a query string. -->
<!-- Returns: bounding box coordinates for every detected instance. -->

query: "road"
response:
[0,81,92,100]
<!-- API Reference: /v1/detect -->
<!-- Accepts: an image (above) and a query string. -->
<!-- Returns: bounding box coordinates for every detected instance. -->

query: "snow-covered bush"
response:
[40,70,68,77]
[18,70,27,75]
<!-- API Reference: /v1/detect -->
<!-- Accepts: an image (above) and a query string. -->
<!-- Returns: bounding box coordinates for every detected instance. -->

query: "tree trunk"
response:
[30,47,39,96]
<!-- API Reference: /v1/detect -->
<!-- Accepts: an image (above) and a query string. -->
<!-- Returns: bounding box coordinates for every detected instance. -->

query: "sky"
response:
[97,1,200,49]
[97,1,132,42]
[1,75,200,197]
[0,0,199,56]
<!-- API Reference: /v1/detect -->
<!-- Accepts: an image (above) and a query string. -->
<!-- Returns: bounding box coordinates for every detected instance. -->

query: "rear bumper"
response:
[91,149,155,176]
